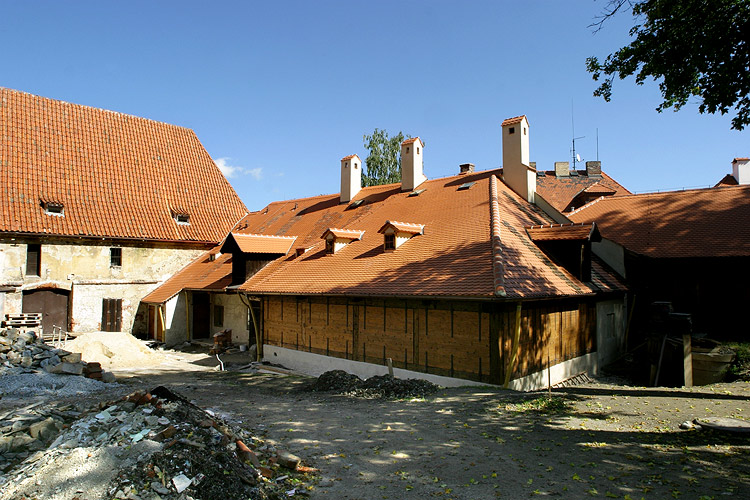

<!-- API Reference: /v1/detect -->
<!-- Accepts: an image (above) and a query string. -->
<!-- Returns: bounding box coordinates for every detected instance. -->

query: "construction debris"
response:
[308,370,439,399]
[0,328,116,382]
[0,386,315,500]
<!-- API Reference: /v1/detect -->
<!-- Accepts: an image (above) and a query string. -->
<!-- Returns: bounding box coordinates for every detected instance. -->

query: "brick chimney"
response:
[340,154,362,203]
[459,163,475,174]
[732,157,750,184]
[555,161,570,177]
[401,138,426,191]
[501,115,535,203]
[586,161,602,177]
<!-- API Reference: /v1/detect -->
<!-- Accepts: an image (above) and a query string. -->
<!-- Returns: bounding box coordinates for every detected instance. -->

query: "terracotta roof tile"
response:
[0,87,247,243]
[401,137,421,145]
[526,223,599,242]
[341,154,360,161]
[733,157,749,162]
[231,233,297,254]
[142,249,232,304]
[377,221,424,235]
[501,115,527,127]
[151,169,625,302]
[534,169,630,213]
[322,228,364,240]
[569,185,750,258]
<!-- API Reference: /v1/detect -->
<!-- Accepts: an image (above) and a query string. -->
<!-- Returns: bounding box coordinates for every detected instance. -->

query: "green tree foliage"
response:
[362,129,410,187]
[586,0,750,130]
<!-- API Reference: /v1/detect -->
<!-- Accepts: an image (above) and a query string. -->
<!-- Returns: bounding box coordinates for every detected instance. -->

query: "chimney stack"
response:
[732,157,750,185]
[401,137,426,191]
[586,161,602,177]
[459,163,475,174]
[340,154,362,203]
[555,161,570,177]
[501,115,535,203]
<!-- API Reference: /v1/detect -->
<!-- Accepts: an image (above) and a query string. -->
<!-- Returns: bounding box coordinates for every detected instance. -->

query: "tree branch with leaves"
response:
[362,129,411,187]
[587,0,750,130]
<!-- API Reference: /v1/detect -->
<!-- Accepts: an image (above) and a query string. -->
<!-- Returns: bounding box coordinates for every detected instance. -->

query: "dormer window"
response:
[325,236,335,255]
[320,228,364,255]
[384,233,396,251]
[41,200,64,216]
[377,221,424,251]
[171,208,190,225]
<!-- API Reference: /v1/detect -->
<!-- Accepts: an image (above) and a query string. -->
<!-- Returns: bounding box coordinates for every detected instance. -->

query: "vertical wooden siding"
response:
[262,296,596,383]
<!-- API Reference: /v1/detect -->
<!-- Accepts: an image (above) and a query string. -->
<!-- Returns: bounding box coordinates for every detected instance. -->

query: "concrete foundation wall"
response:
[507,352,599,391]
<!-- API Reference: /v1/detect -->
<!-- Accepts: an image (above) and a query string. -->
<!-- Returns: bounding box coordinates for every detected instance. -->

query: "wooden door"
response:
[23,289,69,335]
[101,298,122,332]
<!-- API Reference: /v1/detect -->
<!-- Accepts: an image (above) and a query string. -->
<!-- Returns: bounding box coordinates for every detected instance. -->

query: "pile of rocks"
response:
[0,328,115,382]
[1,387,315,500]
[308,370,440,399]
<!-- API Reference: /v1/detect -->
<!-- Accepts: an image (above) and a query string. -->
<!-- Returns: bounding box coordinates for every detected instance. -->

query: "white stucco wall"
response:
[210,293,251,345]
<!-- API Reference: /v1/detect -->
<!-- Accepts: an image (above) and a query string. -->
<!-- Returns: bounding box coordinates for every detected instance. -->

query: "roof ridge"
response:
[489,175,506,297]
[1,86,196,133]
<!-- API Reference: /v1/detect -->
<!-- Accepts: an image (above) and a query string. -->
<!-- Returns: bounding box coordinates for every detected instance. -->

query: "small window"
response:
[325,237,335,255]
[214,305,224,327]
[508,127,515,134]
[175,214,190,224]
[384,233,396,251]
[417,147,420,154]
[26,244,41,276]
[354,162,358,169]
[110,247,122,267]
[43,202,64,216]
[406,147,410,153]
[523,127,527,135]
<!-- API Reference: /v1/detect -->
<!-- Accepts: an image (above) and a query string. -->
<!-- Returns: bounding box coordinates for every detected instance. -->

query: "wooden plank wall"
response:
[262,295,597,384]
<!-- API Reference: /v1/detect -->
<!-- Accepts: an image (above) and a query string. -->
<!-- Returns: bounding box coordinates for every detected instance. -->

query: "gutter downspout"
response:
[239,292,262,362]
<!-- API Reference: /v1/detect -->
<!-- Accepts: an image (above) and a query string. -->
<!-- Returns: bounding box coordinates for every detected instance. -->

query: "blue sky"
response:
[2,1,746,210]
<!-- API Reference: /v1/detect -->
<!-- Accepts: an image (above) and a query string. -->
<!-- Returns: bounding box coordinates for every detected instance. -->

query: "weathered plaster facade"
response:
[0,238,205,333]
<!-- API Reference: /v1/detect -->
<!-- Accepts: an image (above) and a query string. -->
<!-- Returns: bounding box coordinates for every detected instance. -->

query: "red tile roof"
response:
[341,154,360,161]
[526,223,600,242]
[377,221,424,235]
[232,233,297,254]
[322,228,364,240]
[501,115,527,127]
[150,169,625,302]
[0,87,247,243]
[401,137,421,145]
[715,174,738,187]
[142,249,232,304]
[534,170,631,213]
[569,185,750,258]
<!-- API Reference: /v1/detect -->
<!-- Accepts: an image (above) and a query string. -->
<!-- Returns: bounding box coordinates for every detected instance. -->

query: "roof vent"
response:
[457,182,475,191]
[408,188,426,197]
[41,200,64,217]
[171,208,191,225]
[459,163,475,174]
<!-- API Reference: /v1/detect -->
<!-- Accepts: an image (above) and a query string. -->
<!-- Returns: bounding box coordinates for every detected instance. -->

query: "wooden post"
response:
[184,291,190,342]
[387,358,394,377]
[504,303,523,388]
[683,334,693,387]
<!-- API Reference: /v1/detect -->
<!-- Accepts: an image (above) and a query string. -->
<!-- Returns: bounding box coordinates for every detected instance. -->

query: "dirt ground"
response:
[108,349,750,500]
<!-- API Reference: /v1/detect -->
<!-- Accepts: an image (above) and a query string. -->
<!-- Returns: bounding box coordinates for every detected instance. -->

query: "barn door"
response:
[23,289,69,335]
[192,292,211,339]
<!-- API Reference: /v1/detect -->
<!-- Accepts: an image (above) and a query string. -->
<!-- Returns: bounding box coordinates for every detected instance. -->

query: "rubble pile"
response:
[0,386,315,500]
[0,328,115,382]
[308,370,440,399]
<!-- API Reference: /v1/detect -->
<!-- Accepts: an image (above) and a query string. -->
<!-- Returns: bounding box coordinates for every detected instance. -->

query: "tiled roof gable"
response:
[0,87,247,243]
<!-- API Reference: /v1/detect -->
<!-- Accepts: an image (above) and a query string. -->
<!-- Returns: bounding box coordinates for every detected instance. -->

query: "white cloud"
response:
[214,157,263,180]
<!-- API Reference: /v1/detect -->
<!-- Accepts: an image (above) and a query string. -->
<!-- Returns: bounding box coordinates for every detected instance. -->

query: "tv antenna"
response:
[571,101,584,170]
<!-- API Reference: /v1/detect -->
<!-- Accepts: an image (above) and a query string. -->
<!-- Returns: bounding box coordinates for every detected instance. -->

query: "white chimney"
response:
[555,161,570,177]
[732,157,750,185]
[401,137,426,191]
[501,115,535,203]
[340,154,362,203]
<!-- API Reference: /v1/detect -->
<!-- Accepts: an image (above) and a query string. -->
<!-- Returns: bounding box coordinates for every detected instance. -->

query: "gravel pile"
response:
[308,370,439,399]
[0,369,115,399]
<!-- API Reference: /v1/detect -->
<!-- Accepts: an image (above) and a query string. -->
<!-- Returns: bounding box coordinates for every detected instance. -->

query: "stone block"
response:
[101,371,117,383]
[29,418,60,441]
[62,352,82,363]
[45,361,64,373]
[60,362,84,375]
[277,450,301,470]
